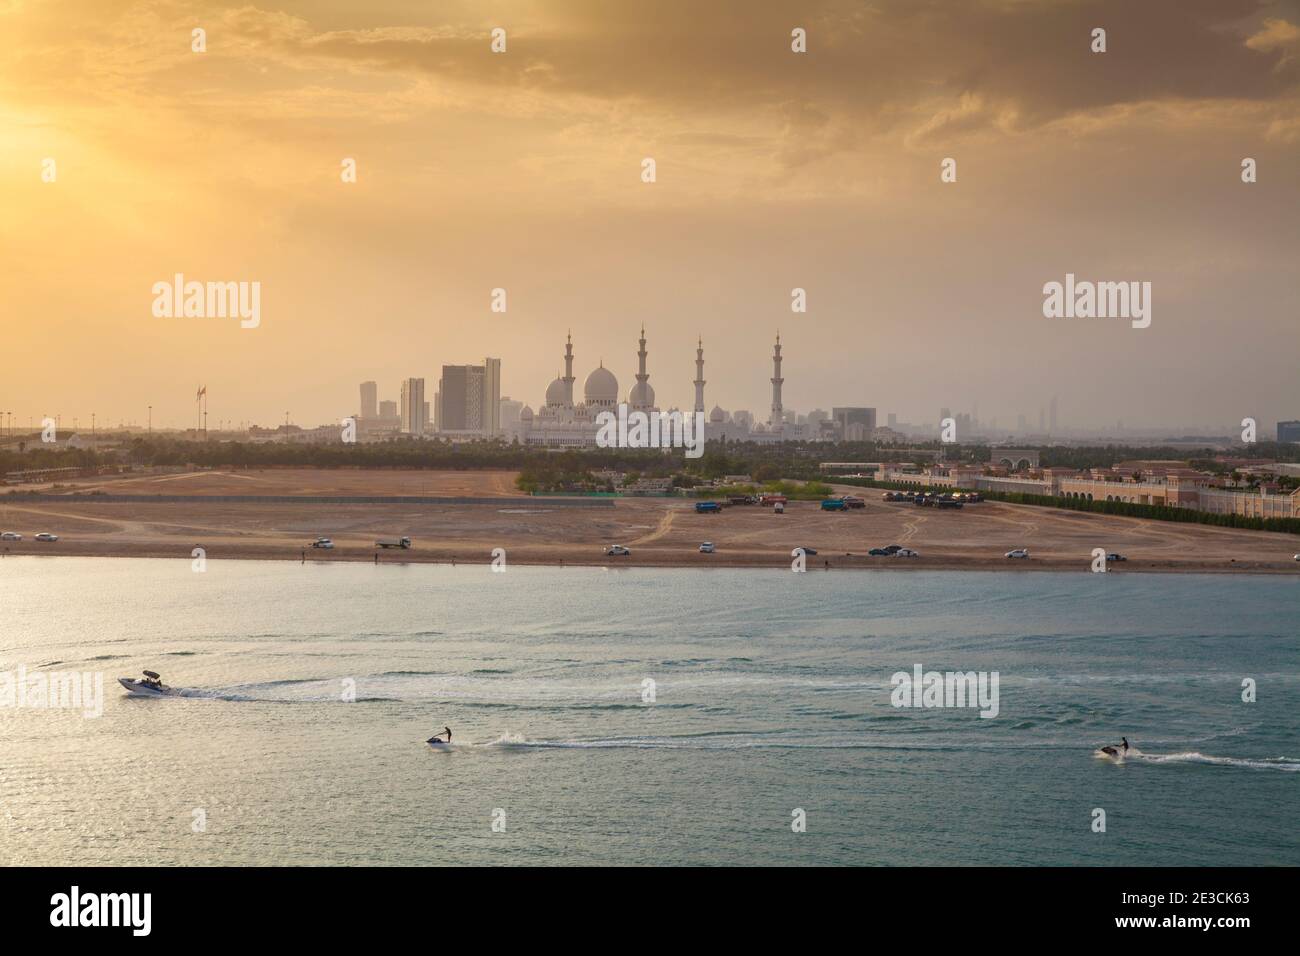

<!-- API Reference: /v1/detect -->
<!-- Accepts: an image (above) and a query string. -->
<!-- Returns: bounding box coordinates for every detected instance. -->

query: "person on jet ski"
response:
[431,726,451,743]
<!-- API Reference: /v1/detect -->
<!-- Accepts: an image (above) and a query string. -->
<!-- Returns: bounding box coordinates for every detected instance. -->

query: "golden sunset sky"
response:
[1,0,1297,431]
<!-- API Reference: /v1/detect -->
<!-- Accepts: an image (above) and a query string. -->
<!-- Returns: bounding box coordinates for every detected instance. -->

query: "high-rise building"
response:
[833,407,876,431]
[359,381,377,419]
[437,358,502,435]
[1278,420,1300,443]
[1050,396,1058,434]
[400,378,426,435]
[379,400,397,419]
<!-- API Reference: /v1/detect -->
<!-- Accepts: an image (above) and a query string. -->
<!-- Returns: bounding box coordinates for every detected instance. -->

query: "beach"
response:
[1,468,1297,573]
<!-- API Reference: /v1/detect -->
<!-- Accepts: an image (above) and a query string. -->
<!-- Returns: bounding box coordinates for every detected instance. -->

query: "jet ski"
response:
[1095,737,1132,760]
[118,670,177,697]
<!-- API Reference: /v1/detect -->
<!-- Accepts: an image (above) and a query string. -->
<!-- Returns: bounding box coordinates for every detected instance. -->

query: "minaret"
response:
[769,332,784,427]
[562,331,576,406]
[634,324,650,396]
[693,336,706,413]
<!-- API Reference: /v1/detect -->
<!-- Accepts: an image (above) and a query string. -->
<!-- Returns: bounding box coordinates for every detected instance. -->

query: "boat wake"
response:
[1130,751,1300,772]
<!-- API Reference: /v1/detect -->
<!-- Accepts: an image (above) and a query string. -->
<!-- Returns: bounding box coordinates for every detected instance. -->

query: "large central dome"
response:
[584,365,618,407]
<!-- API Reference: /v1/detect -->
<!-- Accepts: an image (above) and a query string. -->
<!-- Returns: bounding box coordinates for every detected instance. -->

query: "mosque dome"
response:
[628,381,656,409]
[520,405,534,421]
[545,377,568,407]
[584,365,619,407]
[709,405,726,423]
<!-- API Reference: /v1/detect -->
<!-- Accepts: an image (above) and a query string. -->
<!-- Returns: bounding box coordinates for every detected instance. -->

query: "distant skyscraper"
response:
[400,377,426,435]
[359,381,377,419]
[379,400,397,419]
[1049,396,1058,433]
[1278,420,1300,443]
[437,358,501,435]
[833,407,876,431]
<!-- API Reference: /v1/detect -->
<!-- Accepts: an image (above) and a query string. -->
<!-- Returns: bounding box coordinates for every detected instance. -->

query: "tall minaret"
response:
[562,331,576,406]
[634,324,650,396]
[693,336,706,414]
[769,332,784,427]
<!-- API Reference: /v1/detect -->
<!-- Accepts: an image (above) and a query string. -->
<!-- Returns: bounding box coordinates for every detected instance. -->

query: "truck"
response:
[820,499,847,511]
[695,501,722,514]
[376,536,412,549]
[773,501,785,514]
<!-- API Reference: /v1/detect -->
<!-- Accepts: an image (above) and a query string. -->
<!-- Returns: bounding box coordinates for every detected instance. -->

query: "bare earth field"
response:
[2,470,1297,573]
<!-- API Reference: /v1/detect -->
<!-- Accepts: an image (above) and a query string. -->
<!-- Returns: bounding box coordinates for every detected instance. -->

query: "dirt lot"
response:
[29,467,522,497]
[2,473,1297,573]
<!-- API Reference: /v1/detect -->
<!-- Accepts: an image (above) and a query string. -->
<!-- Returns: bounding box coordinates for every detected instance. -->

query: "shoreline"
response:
[3,468,1296,577]
[4,542,1298,574]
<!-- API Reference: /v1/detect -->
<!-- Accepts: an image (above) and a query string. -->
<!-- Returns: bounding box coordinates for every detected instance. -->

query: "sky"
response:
[1,0,1297,433]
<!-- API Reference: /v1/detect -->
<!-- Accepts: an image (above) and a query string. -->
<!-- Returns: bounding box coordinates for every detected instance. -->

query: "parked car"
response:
[883,545,903,554]
[0,531,21,541]
[894,548,919,557]
[1106,552,1127,562]
[311,537,334,549]
[868,548,890,556]
[34,533,59,542]
[795,546,818,556]
[695,501,722,514]
[606,545,631,556]
[1005,548,1030,559]
[698,542,716,553]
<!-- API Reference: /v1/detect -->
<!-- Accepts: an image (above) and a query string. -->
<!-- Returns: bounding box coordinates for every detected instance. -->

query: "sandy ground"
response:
[2,471,1298,573]
[31,467,523,497]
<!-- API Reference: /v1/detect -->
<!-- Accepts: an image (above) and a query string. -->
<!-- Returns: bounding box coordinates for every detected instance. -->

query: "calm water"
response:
[1,557,1296,866]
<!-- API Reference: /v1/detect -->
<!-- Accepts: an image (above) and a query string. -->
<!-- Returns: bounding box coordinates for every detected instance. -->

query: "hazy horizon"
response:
[2,0,1297,431]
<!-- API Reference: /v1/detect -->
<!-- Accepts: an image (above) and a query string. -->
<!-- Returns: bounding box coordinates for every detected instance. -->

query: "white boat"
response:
[118,670,178,697]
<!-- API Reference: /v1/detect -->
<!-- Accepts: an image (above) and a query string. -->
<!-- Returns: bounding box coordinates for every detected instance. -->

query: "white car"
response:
[605,545,631,556]
[0,531,21,541]
[1005,548,1029,559]
[35,533,59,542]
[894,548,919,557]
[699,542,716,553]
[311,538,334,549]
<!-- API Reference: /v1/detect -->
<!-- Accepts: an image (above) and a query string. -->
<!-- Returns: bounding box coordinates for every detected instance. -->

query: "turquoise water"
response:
[1,557,1296,865]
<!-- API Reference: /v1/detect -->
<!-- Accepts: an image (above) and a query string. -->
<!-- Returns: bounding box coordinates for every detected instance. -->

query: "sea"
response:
[1,557,1296,866]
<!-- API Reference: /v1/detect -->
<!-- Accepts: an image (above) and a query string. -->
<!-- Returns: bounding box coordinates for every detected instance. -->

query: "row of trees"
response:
[834,477,1300,536]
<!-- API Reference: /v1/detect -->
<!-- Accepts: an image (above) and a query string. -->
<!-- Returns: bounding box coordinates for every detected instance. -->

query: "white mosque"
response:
[513,329,799,448]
